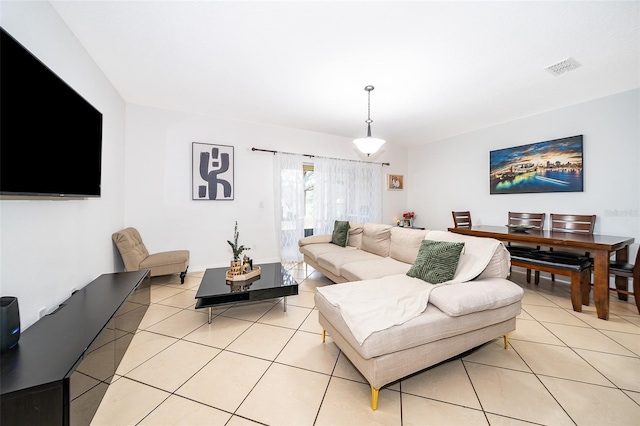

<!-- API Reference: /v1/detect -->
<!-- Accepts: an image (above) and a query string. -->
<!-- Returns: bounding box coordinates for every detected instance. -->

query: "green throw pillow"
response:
[406,240,465,284]
[331,220,350,247]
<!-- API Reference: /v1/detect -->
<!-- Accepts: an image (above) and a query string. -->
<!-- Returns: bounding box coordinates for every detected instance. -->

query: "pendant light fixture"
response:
[353,85,385,156]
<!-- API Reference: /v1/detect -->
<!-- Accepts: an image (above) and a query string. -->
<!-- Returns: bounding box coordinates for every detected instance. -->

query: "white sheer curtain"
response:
[273,153,305,262]
[313,157,383,235]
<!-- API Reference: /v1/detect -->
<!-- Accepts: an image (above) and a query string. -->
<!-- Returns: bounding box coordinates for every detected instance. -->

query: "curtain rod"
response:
[251,147,390,166]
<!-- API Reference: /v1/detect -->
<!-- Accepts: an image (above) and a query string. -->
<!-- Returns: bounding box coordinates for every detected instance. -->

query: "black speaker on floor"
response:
[1,296,20,352]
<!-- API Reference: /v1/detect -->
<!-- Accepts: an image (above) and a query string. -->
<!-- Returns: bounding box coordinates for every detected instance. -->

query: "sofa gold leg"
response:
[322,329,326,343]
[371,386,379,410]
[503,334,509,349]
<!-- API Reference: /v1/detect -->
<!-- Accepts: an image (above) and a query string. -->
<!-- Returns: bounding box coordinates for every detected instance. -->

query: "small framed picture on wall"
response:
[387,174,403,190]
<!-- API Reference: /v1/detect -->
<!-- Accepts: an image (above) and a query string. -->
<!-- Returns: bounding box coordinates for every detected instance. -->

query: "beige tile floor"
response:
[89,263,640,425]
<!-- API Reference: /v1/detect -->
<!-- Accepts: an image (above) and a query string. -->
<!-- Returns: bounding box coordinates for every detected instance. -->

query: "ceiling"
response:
[50,1,640,146]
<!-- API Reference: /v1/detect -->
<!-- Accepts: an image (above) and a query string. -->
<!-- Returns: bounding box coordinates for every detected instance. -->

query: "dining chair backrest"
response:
[631,249,640,287]
[550,214,596,234]
[630,248,639,283]
[452,211,472,228]
[611,247,640,279]
[508,212,545,229]
[633,247,640,283]
[608,247,640,314]
[506,212,546,283]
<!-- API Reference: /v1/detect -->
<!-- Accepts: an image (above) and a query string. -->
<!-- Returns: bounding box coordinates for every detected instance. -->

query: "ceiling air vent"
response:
[545,57,581,76]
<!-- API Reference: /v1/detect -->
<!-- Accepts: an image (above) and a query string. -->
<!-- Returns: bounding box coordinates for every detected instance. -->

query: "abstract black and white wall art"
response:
[192,142,234,200]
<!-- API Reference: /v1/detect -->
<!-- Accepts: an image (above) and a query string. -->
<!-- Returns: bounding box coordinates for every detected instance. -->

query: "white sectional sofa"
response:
[299,223,429,282]
[299,223,524,410]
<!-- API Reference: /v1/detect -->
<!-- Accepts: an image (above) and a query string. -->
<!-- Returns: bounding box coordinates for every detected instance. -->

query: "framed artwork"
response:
[192,142,234,200]
[387,174,404,190]
[489,135,583,195]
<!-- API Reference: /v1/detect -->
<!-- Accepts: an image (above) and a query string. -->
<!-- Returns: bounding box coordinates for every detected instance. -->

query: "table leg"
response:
[593,249,610,320]
[614,246,629,301]
[284,296,287,312]
[581,268,590,306]
[570,270,583,312]
[208,307,212,324]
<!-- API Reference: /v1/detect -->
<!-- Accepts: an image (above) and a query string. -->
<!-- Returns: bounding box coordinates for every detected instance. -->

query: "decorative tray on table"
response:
[226,266,261,281]
[505,224,536,233]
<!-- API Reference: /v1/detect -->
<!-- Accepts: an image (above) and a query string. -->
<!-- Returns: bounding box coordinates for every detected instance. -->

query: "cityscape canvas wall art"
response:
[489,135,583,194]
[192,142,234,200]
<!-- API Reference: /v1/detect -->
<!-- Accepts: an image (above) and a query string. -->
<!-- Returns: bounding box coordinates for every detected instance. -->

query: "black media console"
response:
[0,270,150,425]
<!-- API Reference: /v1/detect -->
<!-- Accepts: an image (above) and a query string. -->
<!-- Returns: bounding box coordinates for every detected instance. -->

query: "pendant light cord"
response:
[353,84,385,156]
[367,89,372,124]
[365,85,374,136]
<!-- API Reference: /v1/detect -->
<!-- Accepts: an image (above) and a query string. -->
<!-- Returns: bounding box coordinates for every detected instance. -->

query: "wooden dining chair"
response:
[507,212,546,284]
[452,211,472,228]
[608,248,640,314]
[508,212,546,229]
[550,214,596,234]
[546,213,596,282]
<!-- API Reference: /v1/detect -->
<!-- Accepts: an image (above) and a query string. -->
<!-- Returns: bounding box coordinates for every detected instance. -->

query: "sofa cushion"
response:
[347,223,364,248]
[341,257,412,282]
[477,243,511,280]
[389,227,428,264]
[407,240,465,284]
[424,230,506,282]
[331,220,350,247]
[298,234,332,246]
[317,249,381,277]
[361,223,393,257]
[299,242,356,263]
[430,278,524,317]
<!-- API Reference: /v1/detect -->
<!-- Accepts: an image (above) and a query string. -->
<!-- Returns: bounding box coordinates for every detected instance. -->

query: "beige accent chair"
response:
[112,227,190,284]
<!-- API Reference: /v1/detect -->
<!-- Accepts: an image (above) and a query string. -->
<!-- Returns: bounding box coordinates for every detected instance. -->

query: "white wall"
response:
[0,1,127,329]
[408,89,640,259]
[124,104,408,272]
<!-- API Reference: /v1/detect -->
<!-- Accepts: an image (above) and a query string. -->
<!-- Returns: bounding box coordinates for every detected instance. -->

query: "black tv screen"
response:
[1,27,103,197]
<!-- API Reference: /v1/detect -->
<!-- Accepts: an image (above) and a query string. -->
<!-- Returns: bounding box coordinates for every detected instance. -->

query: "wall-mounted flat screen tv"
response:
[0,27,103,197]
[489,135,583,194]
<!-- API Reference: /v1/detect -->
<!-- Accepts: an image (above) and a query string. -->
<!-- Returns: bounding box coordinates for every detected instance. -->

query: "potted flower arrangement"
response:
[227,221,250,275]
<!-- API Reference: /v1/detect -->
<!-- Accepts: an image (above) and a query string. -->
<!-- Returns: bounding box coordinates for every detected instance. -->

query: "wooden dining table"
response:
[447,225,635,320]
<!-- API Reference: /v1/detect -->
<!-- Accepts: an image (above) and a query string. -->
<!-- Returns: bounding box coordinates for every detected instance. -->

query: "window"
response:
[274,153,382,261]
[303,164,314,237]
[312,157,382,235]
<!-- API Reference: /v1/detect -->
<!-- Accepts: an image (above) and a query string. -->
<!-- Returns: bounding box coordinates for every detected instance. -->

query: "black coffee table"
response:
[195,262,298,323]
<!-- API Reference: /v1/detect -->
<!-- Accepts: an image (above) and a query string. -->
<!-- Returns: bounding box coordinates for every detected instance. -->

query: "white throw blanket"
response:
[317,275,439,344]
[317,231,502,345]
